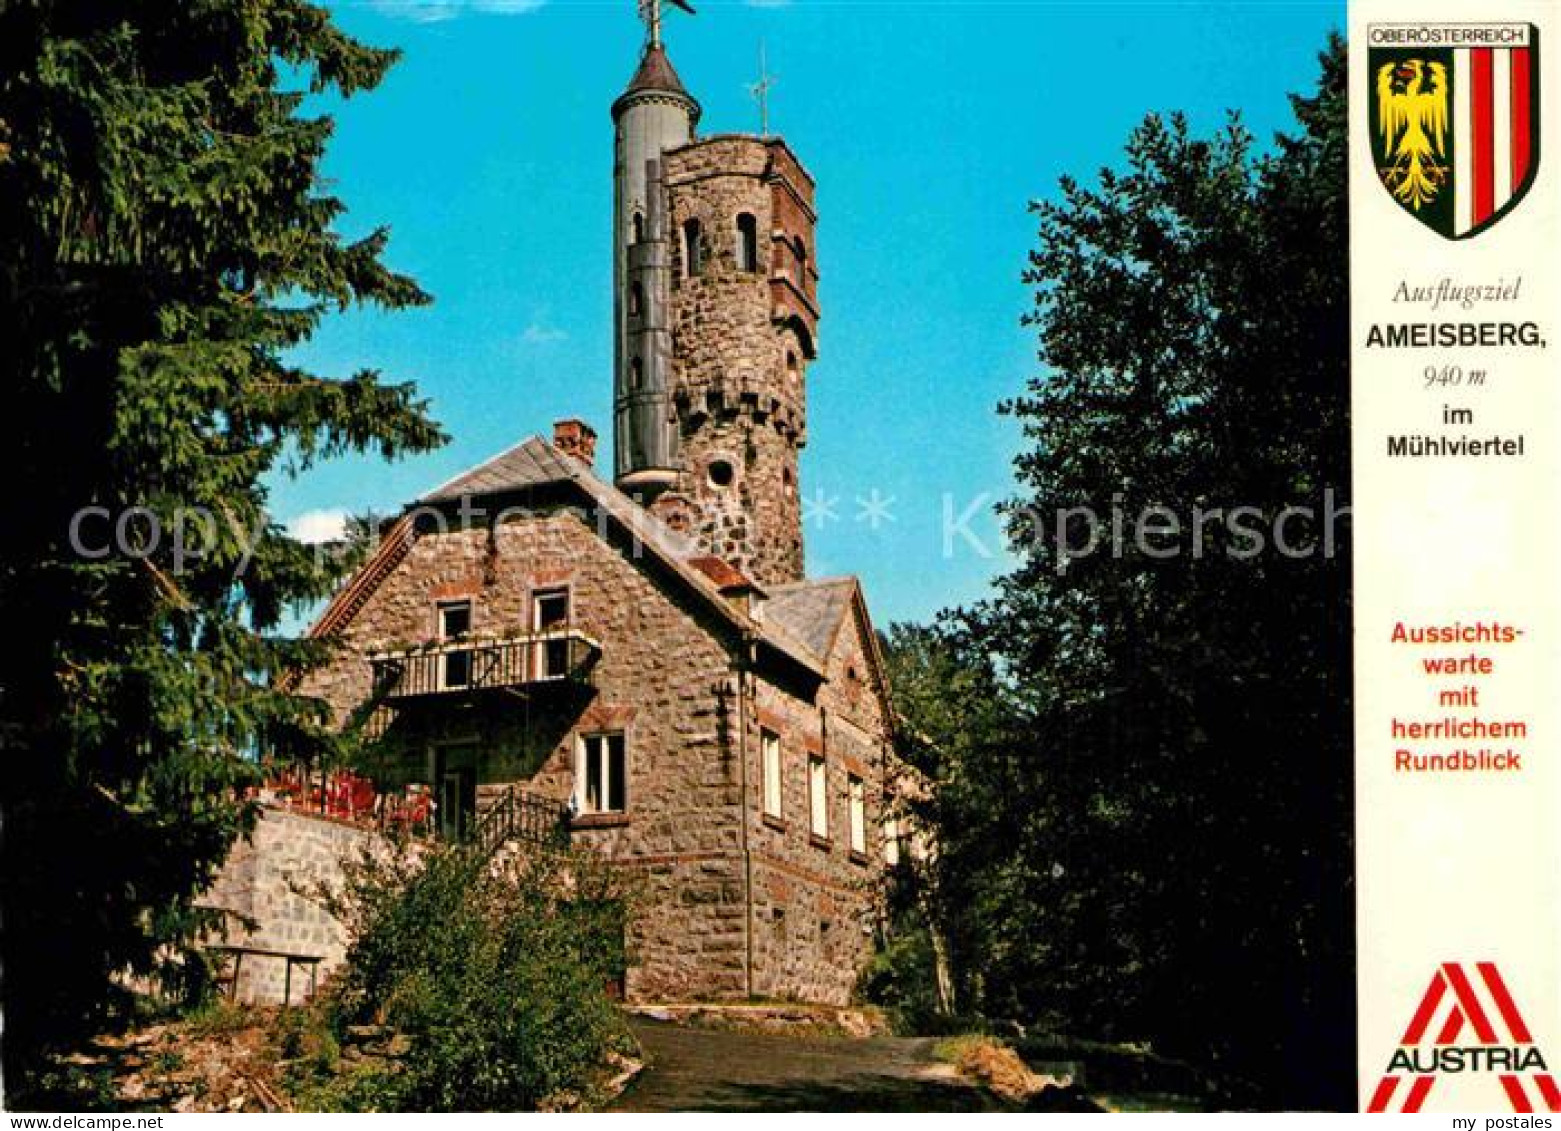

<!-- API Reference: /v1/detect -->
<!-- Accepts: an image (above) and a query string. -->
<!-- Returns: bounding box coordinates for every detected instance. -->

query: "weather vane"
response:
[638,0,696,49]
[748,41,777,137]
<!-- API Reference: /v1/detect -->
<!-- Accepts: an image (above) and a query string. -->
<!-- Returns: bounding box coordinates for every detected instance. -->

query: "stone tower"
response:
[611,30,820,588]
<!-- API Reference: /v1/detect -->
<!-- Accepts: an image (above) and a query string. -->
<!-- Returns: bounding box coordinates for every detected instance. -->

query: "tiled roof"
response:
[764,577,857,660]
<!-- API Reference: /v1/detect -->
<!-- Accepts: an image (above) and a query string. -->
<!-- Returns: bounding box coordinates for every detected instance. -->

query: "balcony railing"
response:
[369,630,601,701]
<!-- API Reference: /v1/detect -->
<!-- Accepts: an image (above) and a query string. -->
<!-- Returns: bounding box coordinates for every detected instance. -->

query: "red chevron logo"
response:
[1369,962,1560,1113]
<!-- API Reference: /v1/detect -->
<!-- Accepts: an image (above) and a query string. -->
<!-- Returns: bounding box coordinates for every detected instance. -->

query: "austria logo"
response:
[1368,962,1560,1113]
[1367,23,1540,239]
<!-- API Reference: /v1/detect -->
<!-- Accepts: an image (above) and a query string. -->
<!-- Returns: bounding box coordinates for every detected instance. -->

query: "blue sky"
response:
[275,0,1341,626]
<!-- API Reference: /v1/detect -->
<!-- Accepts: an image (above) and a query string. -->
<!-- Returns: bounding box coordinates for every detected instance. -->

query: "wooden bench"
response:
[207,943,325,1006]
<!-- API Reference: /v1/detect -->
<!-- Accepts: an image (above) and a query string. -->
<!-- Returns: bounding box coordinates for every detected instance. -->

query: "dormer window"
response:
[737,213,759,273]
[683,218,703,277]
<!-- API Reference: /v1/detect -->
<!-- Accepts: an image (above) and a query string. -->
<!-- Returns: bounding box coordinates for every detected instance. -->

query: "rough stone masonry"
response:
[208,24,906,1008]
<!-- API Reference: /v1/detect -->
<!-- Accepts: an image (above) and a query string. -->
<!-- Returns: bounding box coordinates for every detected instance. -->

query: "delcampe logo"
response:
[1368,23,1540,239]
[1368,962,1560,1113]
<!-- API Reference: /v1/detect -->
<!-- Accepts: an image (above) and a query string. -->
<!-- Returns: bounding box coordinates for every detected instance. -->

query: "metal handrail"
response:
[368,629,601,700]
[471,784,571,857]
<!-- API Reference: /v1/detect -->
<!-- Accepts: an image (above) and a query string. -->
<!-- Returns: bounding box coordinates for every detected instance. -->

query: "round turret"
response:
[613,45,701,492]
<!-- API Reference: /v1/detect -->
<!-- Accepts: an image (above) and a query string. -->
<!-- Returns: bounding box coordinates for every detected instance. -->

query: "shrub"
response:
[308,840,631,1111]
[859,926,961,1035]
[275,1008,341,1076]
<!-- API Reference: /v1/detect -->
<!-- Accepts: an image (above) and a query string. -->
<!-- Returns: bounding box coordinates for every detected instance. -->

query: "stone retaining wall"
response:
[199,806,379,1004]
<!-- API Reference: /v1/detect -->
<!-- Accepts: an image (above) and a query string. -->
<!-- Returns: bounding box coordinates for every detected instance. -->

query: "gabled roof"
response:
[420,436,578,503]
[309,435,824,680]
[765,577,856,659]
[766,575,895,738]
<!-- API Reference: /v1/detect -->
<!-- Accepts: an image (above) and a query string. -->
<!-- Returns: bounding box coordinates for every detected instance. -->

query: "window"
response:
[707,458,735,489]
[737,213,759,273]
[793,235,808,279]
[786,350,799,382]
[631,211,645,243]
[761,729,783,818]
[628,356,643,390]
[848,775,867,856]
[808,754,828,840]
[682,218,703,277]
[883,817,902,866]
[628,282,643,318]
[533,587,571,678]
[578,732,626,814]
[438,600,472,688]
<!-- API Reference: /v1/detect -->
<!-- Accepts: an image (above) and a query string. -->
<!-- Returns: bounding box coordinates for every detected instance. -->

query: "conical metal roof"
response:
[623,43,689,97]
[613,42,701,123]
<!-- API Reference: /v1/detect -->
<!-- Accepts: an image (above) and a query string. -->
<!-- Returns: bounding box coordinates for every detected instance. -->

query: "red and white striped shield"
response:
[1368,24,1541,239]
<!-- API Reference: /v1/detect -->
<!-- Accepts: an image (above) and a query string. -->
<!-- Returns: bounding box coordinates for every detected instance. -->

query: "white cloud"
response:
[366,0,545,23]
[287,507,351,545]
[521,321,568,345]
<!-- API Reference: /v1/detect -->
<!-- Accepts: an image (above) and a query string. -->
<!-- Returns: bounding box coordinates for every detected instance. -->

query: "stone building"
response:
[294,20,896,1005]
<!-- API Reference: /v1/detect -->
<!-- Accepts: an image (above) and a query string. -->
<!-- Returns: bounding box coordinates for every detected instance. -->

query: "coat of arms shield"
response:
[1368,23,1540,239]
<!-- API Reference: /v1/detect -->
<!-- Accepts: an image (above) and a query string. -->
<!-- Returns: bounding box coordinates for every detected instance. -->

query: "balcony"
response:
[369,630,601,702]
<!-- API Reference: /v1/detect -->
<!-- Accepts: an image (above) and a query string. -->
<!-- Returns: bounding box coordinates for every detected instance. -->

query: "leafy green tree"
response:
[0,0,444,1085]
[891,39,1350,1107]
[299,841,630,1111]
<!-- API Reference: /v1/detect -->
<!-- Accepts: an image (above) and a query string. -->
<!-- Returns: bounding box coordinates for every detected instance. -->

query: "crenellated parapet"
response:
[654,133,817,586]
[610,39,820,587]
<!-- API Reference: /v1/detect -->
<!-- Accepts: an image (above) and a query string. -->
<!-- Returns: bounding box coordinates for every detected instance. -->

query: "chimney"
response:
[552,418,597,466]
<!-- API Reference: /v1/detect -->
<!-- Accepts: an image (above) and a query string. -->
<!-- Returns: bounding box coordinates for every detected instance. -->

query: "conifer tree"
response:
[888,38,1351,1107]
[0,1,444,1081]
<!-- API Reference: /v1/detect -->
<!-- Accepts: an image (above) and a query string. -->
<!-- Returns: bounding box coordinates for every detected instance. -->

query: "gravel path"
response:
[611,1017,1009,1112]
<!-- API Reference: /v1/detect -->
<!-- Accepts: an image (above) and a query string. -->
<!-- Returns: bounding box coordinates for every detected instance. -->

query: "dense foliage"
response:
[888,39,1351,1107]
[0,0,443,1084]
[303,842,632,1111]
